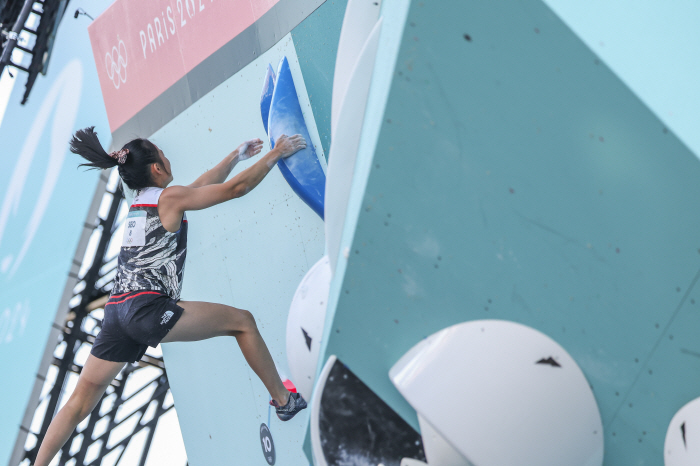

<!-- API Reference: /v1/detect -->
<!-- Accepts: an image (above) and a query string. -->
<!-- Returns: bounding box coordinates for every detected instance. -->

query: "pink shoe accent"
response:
[283,379,297,393]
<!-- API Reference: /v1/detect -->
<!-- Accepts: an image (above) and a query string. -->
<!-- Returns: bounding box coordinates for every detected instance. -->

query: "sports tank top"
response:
[111,187,188,300]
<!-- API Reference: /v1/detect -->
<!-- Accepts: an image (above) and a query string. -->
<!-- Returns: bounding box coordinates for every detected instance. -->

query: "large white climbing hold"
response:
[389,320,604,466]
[286,255,332,399]
[665,396,700,465]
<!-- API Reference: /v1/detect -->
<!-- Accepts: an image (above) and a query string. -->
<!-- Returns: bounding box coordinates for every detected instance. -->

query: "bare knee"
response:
[240,309,257,330]
[228,307,258,335]
[66,392,96,424]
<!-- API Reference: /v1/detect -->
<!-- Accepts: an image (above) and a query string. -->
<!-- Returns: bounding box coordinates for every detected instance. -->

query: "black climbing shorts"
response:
[91,291,184,363]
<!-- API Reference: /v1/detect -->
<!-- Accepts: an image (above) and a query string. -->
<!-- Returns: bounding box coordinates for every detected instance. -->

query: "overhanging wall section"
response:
[320,0,700,464]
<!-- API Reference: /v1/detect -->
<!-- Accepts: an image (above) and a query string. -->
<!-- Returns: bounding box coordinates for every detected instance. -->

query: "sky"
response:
[0,69,15,128]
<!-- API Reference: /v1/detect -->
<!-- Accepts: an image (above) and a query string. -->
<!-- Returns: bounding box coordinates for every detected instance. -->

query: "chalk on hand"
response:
[237,142,250,161]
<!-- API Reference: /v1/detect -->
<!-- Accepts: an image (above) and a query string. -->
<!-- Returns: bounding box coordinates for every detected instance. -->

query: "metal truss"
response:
[1,0,72,104]
[13,170,187,466]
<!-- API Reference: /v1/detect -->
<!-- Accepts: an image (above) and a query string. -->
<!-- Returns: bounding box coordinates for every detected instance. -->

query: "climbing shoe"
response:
[270,392,307,421]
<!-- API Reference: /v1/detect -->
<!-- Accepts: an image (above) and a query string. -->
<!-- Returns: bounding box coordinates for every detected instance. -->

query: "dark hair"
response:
[69,127,162,190]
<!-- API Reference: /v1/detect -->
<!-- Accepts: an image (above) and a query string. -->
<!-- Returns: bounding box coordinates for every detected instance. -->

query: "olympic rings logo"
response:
[105,38,127,89]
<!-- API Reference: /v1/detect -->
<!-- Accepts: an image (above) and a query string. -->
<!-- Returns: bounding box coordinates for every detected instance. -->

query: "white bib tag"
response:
[123,211,147,247]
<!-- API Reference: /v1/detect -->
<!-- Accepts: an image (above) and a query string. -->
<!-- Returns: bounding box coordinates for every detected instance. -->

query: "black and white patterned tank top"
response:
[111,187,188,300]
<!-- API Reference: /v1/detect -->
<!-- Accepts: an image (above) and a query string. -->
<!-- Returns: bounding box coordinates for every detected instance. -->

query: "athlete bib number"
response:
[123,211,147,247]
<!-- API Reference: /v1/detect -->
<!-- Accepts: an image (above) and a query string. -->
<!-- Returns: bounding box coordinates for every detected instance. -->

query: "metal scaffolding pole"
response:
[0,0,34,76]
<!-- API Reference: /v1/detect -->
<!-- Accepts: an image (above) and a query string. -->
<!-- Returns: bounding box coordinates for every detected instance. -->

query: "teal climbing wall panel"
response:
[292,0,348,158]
[319,0,700,464]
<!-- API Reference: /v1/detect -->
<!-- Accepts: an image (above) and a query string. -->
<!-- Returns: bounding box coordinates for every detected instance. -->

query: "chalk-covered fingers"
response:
[275,134,307,158]
[237,138,264,161]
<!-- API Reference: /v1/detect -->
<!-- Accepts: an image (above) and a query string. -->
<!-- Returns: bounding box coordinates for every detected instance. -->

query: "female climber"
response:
[33,127,308,466]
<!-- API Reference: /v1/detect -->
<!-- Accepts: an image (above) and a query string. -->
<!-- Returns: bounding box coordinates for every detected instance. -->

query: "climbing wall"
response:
[86,0,700,463]
[152,38,324,465]
[317,0,700,464]
[147,4,347,465]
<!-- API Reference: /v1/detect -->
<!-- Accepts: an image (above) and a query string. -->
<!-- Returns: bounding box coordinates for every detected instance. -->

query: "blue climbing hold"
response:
[266,56,326,219]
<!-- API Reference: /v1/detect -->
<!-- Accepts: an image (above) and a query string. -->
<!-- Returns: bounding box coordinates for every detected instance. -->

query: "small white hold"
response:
[343,247,350,259]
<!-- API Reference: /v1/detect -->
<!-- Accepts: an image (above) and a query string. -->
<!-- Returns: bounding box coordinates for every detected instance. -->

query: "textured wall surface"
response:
[319,0,700,464]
